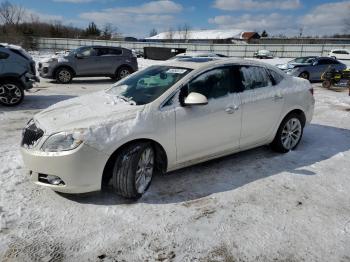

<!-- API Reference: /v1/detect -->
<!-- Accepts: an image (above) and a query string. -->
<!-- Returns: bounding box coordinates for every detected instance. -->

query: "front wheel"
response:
[0,80,24,106]
[112,143,155,199]
[271,113,304,153]
[116,67,132,80]
[299,72,309,80]
[56,68,73,84]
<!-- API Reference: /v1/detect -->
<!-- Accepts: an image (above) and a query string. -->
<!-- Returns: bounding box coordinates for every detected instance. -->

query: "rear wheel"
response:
[271,113,304,153]
[56,67,73,84]
[299,72,309,80]
[116,66,132,80]
[112,142,155,199]
[0,80,24,106]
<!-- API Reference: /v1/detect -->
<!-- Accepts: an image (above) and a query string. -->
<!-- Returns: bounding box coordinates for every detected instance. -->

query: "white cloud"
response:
[213,0,301,10]
[209,1,350,36]
[209,13,298,35]
[78,0,183,37]
[300,1,350,35]
[25,9,64,22]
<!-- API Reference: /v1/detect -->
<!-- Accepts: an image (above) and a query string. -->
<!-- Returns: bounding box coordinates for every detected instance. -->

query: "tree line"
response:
[0,1,119,49]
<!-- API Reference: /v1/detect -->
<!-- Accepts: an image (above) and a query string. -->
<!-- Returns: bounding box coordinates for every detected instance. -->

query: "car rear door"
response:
[239,65,285,148]
[94,47,123,75]
[175,66,242,164]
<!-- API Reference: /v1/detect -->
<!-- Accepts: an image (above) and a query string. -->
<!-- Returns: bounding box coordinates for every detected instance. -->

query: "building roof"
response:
[147,29,245,40]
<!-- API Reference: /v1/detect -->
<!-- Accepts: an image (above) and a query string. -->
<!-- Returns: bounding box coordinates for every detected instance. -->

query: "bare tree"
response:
[181,23,191,41]
[149,28,157,37]
[344,17,350,34]
[166,27,174,40]
[0,1,25,25]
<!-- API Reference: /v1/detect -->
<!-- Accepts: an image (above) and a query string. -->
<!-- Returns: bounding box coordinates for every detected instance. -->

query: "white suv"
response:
[20,58,314,199]
[328,49,350,60]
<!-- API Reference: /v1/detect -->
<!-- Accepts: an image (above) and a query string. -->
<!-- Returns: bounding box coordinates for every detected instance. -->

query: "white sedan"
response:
[20,59,314,199]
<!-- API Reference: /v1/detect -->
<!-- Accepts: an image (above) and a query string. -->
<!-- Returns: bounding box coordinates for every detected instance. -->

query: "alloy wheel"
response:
[119,69,130,79]
[281,118,302,150]
[135,147,154,194]
[58,70,71,83]
[0,84,22,105]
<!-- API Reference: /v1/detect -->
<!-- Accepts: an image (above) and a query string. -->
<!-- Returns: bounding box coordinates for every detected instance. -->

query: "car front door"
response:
[175,66,242,165]
[74,47,100,76]
[239,65,285,148]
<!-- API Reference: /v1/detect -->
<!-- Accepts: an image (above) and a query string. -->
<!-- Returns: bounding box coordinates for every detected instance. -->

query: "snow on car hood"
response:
[34,90,144,136]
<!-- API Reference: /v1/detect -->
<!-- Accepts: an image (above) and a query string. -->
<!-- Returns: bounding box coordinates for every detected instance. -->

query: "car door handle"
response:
[274,94,283,101]
[225,106,239,114]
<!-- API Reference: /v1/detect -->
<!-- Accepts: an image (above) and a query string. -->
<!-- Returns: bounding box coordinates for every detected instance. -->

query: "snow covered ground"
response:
[1,57,350,261]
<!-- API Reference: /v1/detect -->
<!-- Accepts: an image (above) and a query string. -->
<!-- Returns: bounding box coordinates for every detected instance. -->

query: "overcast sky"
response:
[8,0,350,37]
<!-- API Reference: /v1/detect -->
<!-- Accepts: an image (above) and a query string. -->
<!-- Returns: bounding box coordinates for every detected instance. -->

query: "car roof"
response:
[160,57,277,71]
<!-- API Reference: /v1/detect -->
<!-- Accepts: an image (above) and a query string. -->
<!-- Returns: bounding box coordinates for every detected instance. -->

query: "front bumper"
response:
[21,73,40,90]
[38,62,55,79]
[20,144,109,194]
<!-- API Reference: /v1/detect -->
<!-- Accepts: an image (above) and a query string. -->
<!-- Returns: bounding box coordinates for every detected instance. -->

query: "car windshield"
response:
[291,57,315,64]
[69,47,87,56]
[107,65,191,105]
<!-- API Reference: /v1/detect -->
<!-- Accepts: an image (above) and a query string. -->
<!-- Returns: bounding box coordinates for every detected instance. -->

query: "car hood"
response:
[34,91,144,134]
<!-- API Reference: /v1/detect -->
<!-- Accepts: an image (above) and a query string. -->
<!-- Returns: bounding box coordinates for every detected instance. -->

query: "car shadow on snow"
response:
[61,123,350,205]
[48,78,116,85]
[0,95,76,111]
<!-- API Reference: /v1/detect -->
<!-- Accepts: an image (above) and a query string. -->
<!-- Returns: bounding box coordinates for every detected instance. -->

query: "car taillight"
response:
[309,88,314,96]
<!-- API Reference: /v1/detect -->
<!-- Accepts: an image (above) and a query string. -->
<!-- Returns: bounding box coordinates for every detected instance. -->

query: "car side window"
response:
[96,48,109,56]
[0,51,9,59]
[318,59,334,65]
[268,69,284,85]
[239,66,272,90]
[109,48,122,55]
[187,67,232,100]
[79,47,96,57]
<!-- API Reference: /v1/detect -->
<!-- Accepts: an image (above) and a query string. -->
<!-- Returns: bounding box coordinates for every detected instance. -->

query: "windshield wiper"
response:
[116,95,136,105]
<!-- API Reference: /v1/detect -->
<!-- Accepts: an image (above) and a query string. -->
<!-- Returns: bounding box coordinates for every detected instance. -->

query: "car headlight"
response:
[41,130,84,152]
[48,58,58,63]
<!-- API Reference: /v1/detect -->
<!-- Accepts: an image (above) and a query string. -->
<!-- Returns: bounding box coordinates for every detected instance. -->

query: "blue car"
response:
[277,57,347,81]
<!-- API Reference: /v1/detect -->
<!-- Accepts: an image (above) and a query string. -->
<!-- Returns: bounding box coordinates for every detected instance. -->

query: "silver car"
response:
[280,57,346,81]
[38,46,138,84]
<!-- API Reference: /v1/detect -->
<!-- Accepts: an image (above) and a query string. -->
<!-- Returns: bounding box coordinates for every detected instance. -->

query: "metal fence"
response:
[36,37,350,58]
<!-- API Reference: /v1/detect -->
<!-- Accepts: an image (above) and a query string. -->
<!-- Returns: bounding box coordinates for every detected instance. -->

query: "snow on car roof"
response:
[159,57,277,70]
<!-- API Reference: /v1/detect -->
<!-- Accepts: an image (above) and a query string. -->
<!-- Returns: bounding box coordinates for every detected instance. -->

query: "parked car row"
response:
[276,56,347,81]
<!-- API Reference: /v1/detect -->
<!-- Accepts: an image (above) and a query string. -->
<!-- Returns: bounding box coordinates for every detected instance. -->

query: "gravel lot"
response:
[1,58,350,262]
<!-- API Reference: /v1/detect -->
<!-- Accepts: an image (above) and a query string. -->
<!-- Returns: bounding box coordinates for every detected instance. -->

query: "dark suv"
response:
[0,44,39,106]
[38,46,138,84]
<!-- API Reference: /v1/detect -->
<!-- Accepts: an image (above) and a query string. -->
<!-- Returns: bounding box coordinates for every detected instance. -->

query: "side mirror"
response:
[184,92,208,106]
[75,53,84,59]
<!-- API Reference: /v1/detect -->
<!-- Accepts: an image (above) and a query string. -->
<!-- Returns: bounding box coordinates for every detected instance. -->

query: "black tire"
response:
[116,66,132,80]
[322,80,332,89]
[55,67,73,84]
[271,113,304,153]
[299,72,309,80]
[0,80,25,106]
[112,142,155,199]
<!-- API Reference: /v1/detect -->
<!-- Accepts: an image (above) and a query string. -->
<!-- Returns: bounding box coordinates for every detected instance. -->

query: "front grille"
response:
[21,122,44,148]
